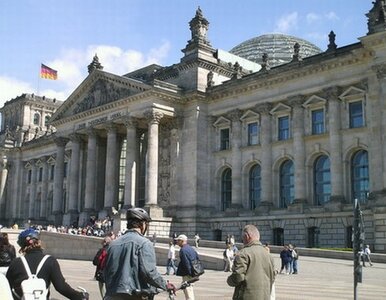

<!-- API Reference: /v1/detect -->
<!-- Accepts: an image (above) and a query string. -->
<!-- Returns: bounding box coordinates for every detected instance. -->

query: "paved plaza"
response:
[50,247,386,300]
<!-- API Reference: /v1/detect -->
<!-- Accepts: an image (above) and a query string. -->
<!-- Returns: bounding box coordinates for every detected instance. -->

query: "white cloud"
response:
[274,12,299,33]
[0,41,171,104]
[0,76,35,107]
[306,13,320,23]
[325,11,339,21]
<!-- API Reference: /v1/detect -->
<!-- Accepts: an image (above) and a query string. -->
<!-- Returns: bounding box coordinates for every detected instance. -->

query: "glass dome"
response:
[230,33,322,68]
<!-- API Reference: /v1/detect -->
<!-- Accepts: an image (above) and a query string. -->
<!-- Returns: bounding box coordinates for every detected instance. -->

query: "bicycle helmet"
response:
[17,228,40,248]
[126,207,152,222]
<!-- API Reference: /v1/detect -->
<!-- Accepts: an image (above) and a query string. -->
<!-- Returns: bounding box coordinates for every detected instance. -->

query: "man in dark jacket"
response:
[176,234,199,300]
[104,208,175,300]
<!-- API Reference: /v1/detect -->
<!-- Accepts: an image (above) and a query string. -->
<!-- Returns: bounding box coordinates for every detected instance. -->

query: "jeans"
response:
[166,259,177,275]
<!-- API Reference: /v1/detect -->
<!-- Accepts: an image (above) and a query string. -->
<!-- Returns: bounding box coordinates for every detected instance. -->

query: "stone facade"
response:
[1,3,386,252]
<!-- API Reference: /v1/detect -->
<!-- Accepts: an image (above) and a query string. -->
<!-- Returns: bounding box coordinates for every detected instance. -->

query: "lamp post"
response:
[353,198,365,300]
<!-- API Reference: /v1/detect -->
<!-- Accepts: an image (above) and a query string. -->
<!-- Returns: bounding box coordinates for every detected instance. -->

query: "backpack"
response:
[19,255,50,300]
[0,250,12,266]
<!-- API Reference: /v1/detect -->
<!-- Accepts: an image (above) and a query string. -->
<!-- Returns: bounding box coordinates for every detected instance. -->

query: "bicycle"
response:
[167,277,200,300]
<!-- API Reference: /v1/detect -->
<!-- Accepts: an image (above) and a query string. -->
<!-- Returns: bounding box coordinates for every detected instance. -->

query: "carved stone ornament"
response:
[73,79,131,114]
[372,64,386,79]
[255,103,272,114]
[144,110,164,124]
[322,86,339,100]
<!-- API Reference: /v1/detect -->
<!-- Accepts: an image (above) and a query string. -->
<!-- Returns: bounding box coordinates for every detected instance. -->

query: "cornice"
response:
[207,47,373,102]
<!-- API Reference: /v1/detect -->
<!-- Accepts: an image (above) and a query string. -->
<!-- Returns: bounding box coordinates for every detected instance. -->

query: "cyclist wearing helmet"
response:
[6,228,88,300]
[104,207,175,300]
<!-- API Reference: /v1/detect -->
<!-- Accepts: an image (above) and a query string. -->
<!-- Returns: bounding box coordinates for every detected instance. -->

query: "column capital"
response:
[69,133,82,143]
[144,110,164,124]
[123,116,138,129]
[255,103,272,114]
[322,86,339,100]
[228,109,243,122]
[53,136,69,147]
[86,127,98,138]
[105,122,118,133]
[372,63,386,80]
[287,95,305,108]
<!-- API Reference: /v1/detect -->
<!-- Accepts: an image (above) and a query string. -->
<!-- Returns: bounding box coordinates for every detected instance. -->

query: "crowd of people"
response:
[1,212,376,300]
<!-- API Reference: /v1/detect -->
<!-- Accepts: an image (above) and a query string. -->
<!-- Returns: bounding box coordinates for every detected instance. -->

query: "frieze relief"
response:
[73,79,132,114]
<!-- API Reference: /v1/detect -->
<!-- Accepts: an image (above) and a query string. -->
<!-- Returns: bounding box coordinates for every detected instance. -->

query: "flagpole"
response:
[37,63,41,96]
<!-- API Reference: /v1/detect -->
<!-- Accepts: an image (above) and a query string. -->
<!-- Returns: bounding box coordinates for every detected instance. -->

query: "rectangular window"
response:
[220,128,230,150]
[312,109,324,134]
[50,165,55,180]
[248,122,259,145]
[278,116,290,141]
[38,167,43,182]
[63,162,68,178]
[349,101,364,128]
[27,170,32,184]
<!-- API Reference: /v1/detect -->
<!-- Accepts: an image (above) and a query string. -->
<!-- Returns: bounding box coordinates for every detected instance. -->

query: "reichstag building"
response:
[1,2,386,252]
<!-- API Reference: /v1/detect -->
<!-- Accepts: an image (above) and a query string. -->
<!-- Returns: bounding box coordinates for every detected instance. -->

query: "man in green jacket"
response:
[227,225,275,300]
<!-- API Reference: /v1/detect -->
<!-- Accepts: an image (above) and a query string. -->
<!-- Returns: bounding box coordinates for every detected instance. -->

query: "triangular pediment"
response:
[270,103,291,115]
[240,110,259,121]
[339,86,365,101]
[50,70,152,122]
[213,116,231,128]
[303,95,327,108]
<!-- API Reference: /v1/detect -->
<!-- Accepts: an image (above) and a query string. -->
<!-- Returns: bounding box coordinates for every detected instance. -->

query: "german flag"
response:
[40,64,58,80]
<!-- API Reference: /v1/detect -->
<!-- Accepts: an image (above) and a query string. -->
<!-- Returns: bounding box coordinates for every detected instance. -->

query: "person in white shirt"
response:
[363,245,373,267]
[166,241,177,275]
[223,244,234,272]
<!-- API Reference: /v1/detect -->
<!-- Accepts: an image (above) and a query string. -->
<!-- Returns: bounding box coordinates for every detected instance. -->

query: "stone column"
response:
[123,117,137,209]
[67,134,81,221]
[104,124,118,211]
[53,137,68,225]
[84,129,97,212]
[40,157,49,219]
[29,160,37,219]
[11,152,22,218]
[325,87,344,202]
[291,97,307,202]
[229,109,243,208]
[144,110,163,207]
[0,157,8,220]
[256,103,273,208]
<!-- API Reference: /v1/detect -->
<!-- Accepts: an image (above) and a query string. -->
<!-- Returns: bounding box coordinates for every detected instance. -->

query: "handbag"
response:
[95,270,104,282]
[191,259,205,277]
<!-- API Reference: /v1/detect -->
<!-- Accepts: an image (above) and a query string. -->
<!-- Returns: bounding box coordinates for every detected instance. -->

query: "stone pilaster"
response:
[229,109,243,208]
[291,97,307,203]
[256,103,273,209]
[144,110,163,207]
[53,137,68,225]
[29,160,37,219]
[104,123,118,212]
[123,117,138,209]
[0,157,8,220]
[325,87,344,202]
[40,157,49,219]
[67,134,82,224]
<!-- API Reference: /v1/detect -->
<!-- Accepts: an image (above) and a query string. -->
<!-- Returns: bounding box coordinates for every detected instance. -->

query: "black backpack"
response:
[0,250,12,266]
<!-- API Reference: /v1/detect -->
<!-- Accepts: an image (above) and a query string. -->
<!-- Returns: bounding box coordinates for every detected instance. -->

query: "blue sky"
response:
[0,0,372,106]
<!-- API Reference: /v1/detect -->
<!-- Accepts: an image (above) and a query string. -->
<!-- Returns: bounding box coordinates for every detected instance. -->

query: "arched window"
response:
[351,150,369,203]
[33,112,40,125]
[249,164,261,209]
[314,155,331,205]
[221,168,232,211]
[280,160,294,208]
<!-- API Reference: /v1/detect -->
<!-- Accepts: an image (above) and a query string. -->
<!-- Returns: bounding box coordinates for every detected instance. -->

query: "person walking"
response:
[175,234,200,300]
[104,208,175,300]
[6,228,88,299]
[223,243,234,272]
[292,245,299,274]
[227,224,275,300]
[93,236,111,298]
[165,241,177,275]
[363,244,373,267]
[279,245,292,274]
[194,233,200,248]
